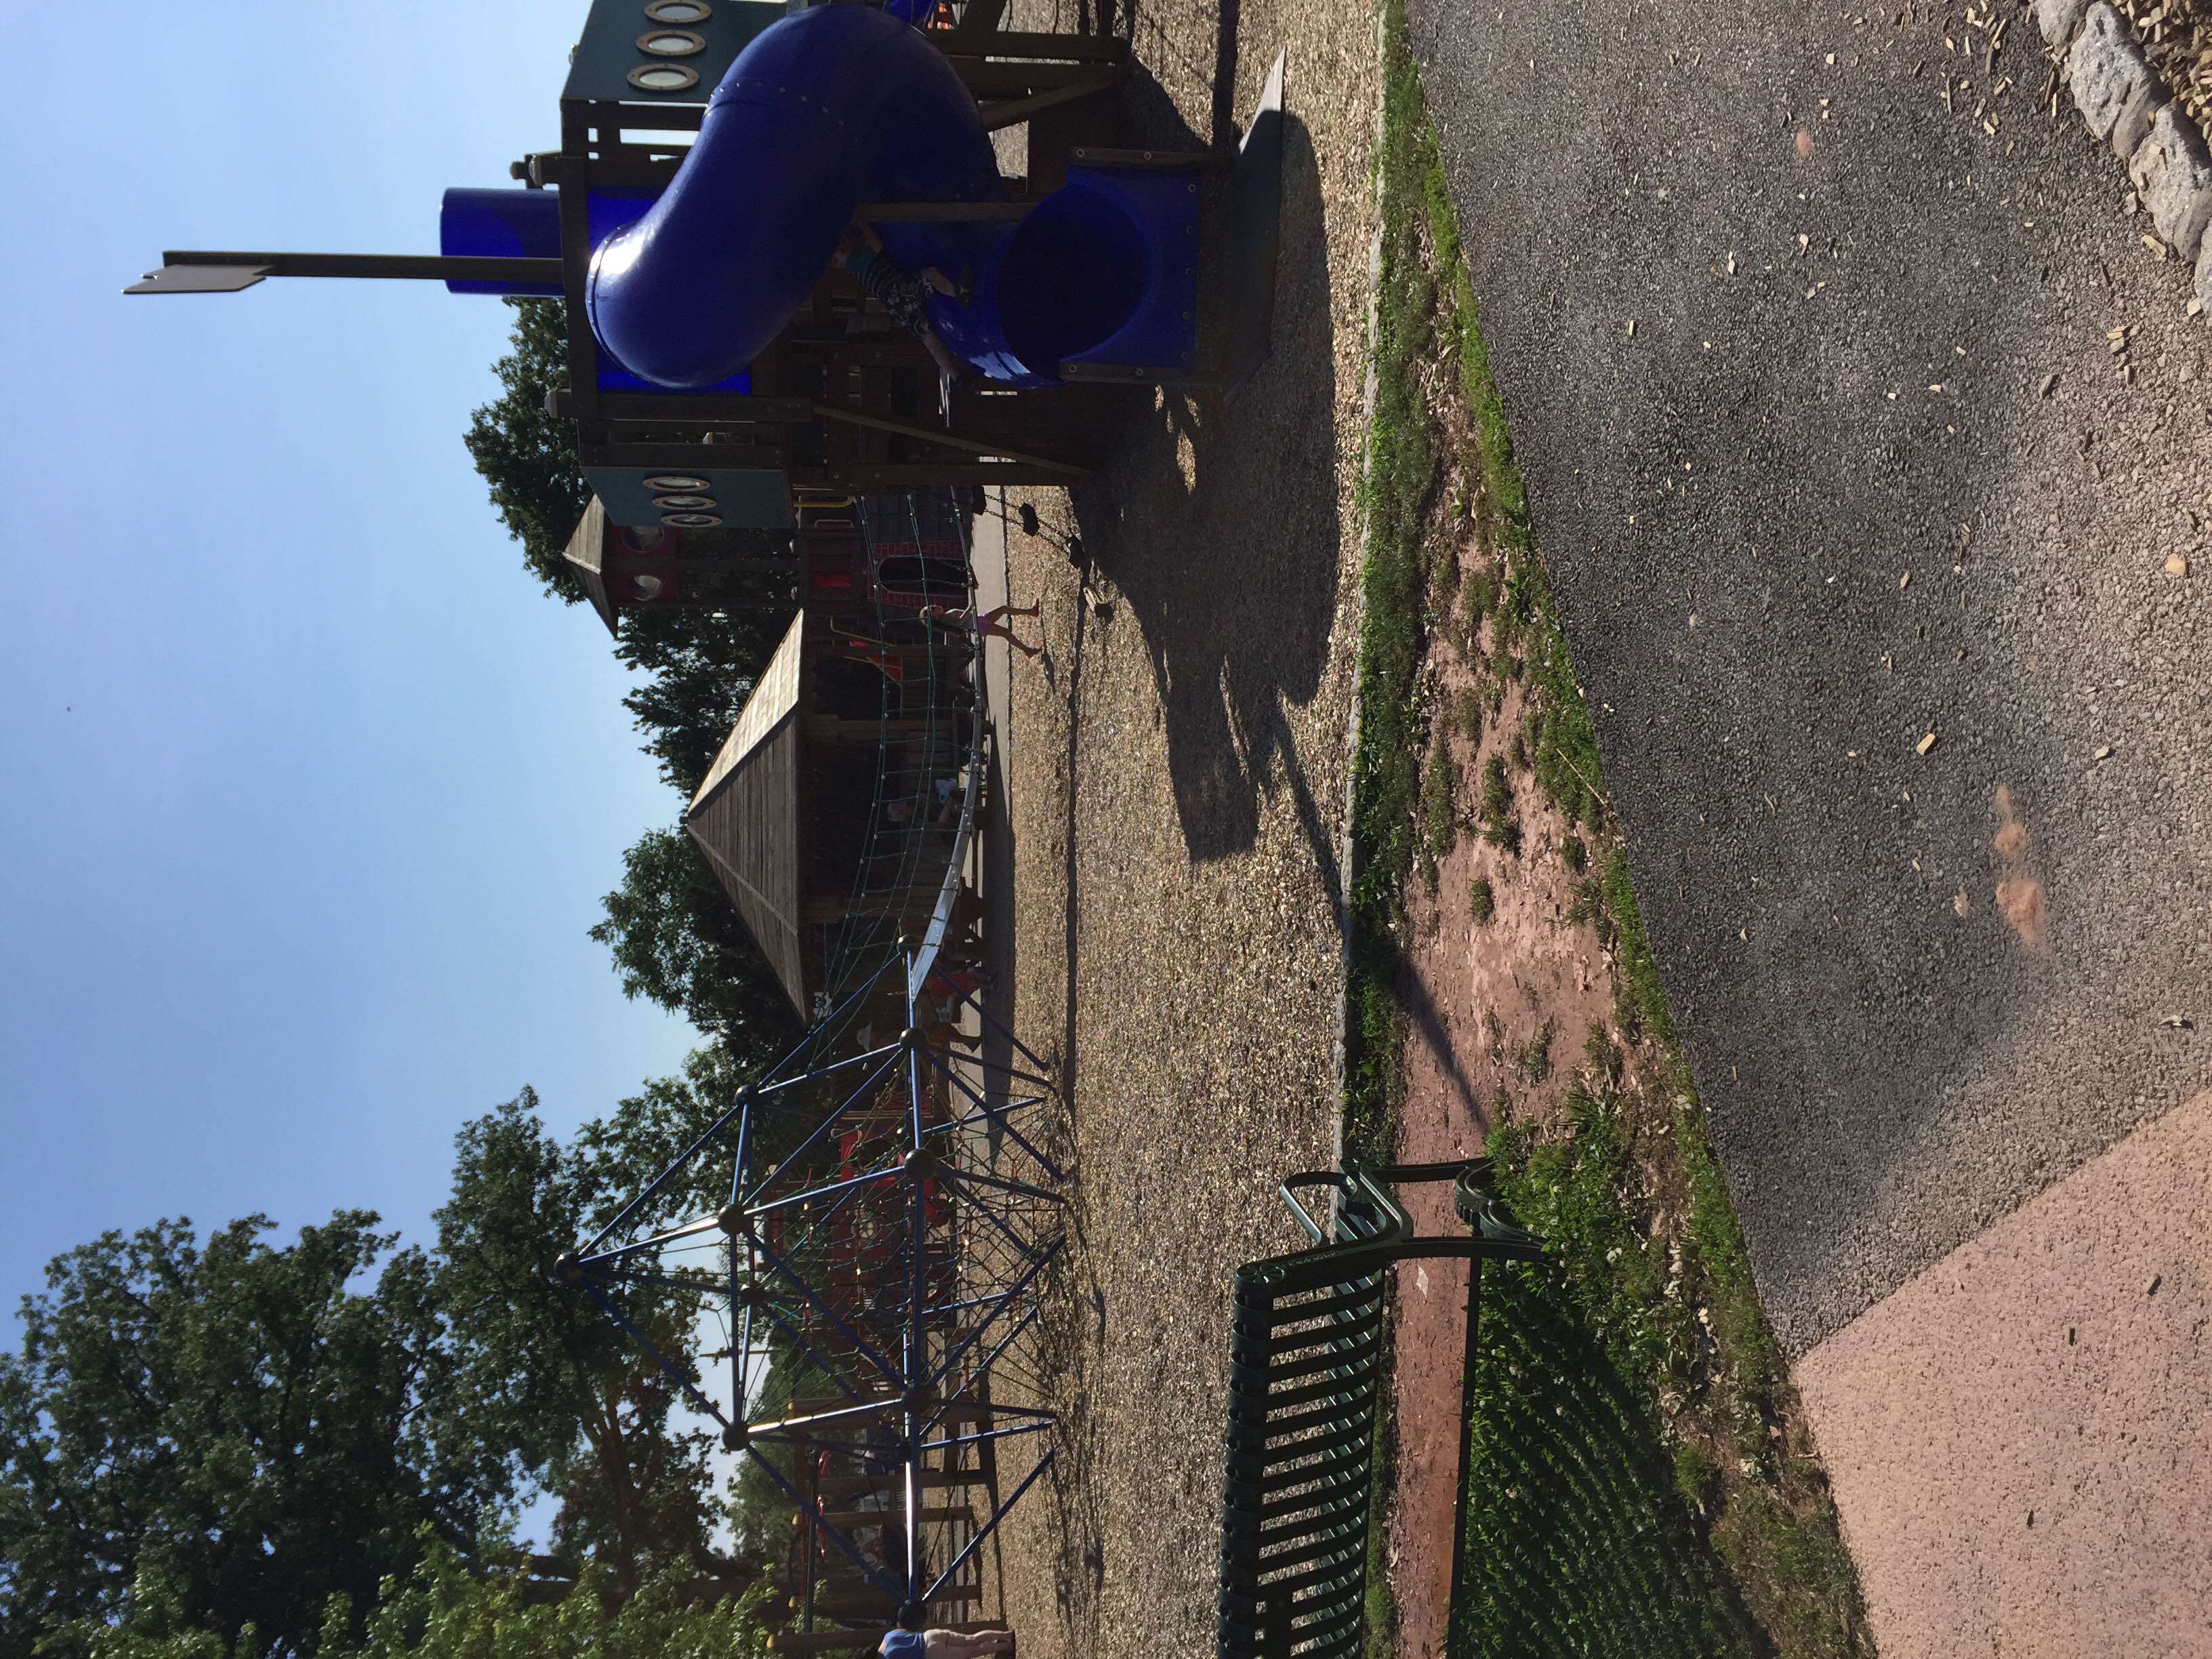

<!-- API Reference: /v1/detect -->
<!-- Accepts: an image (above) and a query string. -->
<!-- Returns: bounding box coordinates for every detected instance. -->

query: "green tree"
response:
[59,1537,769,1659]
[430,1092,739,1599]
[464,299,590,602]
[590,830,804,1061]
[0,1213,497,1659]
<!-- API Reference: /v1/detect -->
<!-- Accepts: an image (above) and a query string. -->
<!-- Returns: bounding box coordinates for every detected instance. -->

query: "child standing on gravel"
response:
[920,600,1044,659]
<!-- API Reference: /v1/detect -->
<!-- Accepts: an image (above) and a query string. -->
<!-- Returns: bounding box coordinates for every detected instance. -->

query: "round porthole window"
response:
[627,62,699,90]
[637,28,706,55]
[632,573,667,600]
[644,474,711,491]
[619,526,668,552]
[663,512,722,528]
[644,0,712,20]
[653,493,716,510]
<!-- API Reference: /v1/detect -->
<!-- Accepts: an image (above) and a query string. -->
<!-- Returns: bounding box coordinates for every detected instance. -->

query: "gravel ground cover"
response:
[972,3,1384,1656]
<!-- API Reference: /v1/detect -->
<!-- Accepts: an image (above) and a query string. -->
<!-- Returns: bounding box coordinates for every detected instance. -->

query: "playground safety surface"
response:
[971,0,1384,1653]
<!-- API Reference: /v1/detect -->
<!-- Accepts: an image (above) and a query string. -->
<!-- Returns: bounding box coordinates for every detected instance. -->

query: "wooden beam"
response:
[941,30,1130,61]
[809,403,1089,476]
[558,121,604,430]
[587,391,813,424]
[949,60,1118,98]
[142,250,565,285]
[981,79,1120,132]
[854,200,1034,223]
[790,463,1086,488]
[581,441,796,472]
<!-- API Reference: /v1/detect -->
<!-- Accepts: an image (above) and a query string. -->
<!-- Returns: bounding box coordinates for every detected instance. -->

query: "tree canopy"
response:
[0,1212,483,1658]
[590,830,804,1063]
[464,300,590,604]
[55,1538,769,1659]
[1,1084,778,1659]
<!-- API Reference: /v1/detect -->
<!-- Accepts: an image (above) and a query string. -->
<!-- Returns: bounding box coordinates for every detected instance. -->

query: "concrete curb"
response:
[2043,0,2212,312]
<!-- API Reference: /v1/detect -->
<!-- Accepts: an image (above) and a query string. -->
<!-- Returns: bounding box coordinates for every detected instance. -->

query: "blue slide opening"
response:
[994,183,1148,375]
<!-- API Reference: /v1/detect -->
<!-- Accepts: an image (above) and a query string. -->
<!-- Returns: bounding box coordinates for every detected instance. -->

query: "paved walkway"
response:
[1406,0,2212,1648]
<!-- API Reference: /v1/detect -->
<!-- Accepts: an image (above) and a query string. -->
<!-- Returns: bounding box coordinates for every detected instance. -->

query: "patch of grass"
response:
[1681,1103,1776,1410]
[1713,1486,1871,1659]
[1675,1441,1720,1513]
[1601,850,1676,1048]
[1430,523,1463,605]
[1460,565,1499,649]
[1514,1019,1554,1086]
[1560,832,1588,874]
[1583,1023,1622,1087]
[1479,754,1519,855]
[1469,877,1495,924]
[1456,687,1486,747]
[1342,0,1453,1154]
[1455,1115,1753,1659]
[1417,113,1529,552]
[1345,974,1406,1164]
[1418,743,1463,884]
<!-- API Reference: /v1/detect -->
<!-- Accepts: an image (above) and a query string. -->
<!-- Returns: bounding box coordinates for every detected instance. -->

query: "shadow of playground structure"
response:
[1065,72,1345,884]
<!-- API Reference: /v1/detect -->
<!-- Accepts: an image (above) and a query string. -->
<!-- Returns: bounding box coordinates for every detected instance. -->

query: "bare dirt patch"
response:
[1384,551,1620,1659]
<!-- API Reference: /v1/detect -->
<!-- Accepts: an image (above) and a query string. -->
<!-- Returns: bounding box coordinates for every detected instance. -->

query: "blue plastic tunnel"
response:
[583,3,1158,388]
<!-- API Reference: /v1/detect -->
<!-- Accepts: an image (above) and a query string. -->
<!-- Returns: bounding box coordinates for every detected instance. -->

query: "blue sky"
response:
[0,1,703,1315]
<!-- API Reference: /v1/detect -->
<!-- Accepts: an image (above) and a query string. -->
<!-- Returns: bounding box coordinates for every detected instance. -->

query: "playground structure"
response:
[559,937,1066,1649]
[128,0,1286,540]
[578,485,1055,1648]
[125,0,1290,1641]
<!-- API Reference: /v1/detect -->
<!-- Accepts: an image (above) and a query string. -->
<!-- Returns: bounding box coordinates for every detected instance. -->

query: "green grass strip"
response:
[1341,0,1449,1160]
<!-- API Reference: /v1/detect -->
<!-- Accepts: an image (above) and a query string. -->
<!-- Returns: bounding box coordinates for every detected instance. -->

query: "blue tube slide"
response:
[586,4,1002,389]
[585,4,1155,389]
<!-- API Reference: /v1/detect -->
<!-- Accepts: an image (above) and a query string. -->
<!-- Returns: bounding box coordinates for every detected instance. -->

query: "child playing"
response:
[878,1629,1013,1659]
[839,224,966,385]
[920,600,1043,659]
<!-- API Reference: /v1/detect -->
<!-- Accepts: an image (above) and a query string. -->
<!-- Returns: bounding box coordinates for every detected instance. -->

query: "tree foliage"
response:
[0,1214,492,1658]
[59,1537,769,1659]
[613,605,792,800]
[464,299,590,603]
[1,1085,779,1659]
[432,1091,729,1593]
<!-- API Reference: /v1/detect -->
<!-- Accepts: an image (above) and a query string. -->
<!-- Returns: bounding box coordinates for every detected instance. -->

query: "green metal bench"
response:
[1215,1159,1545,1659]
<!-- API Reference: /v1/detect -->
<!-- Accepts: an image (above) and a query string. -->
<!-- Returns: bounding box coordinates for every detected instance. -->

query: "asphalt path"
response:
[1406,0,2212,1353]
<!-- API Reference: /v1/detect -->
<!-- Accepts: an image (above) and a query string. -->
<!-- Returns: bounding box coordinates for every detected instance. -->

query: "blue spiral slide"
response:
[575,4,1170,389]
